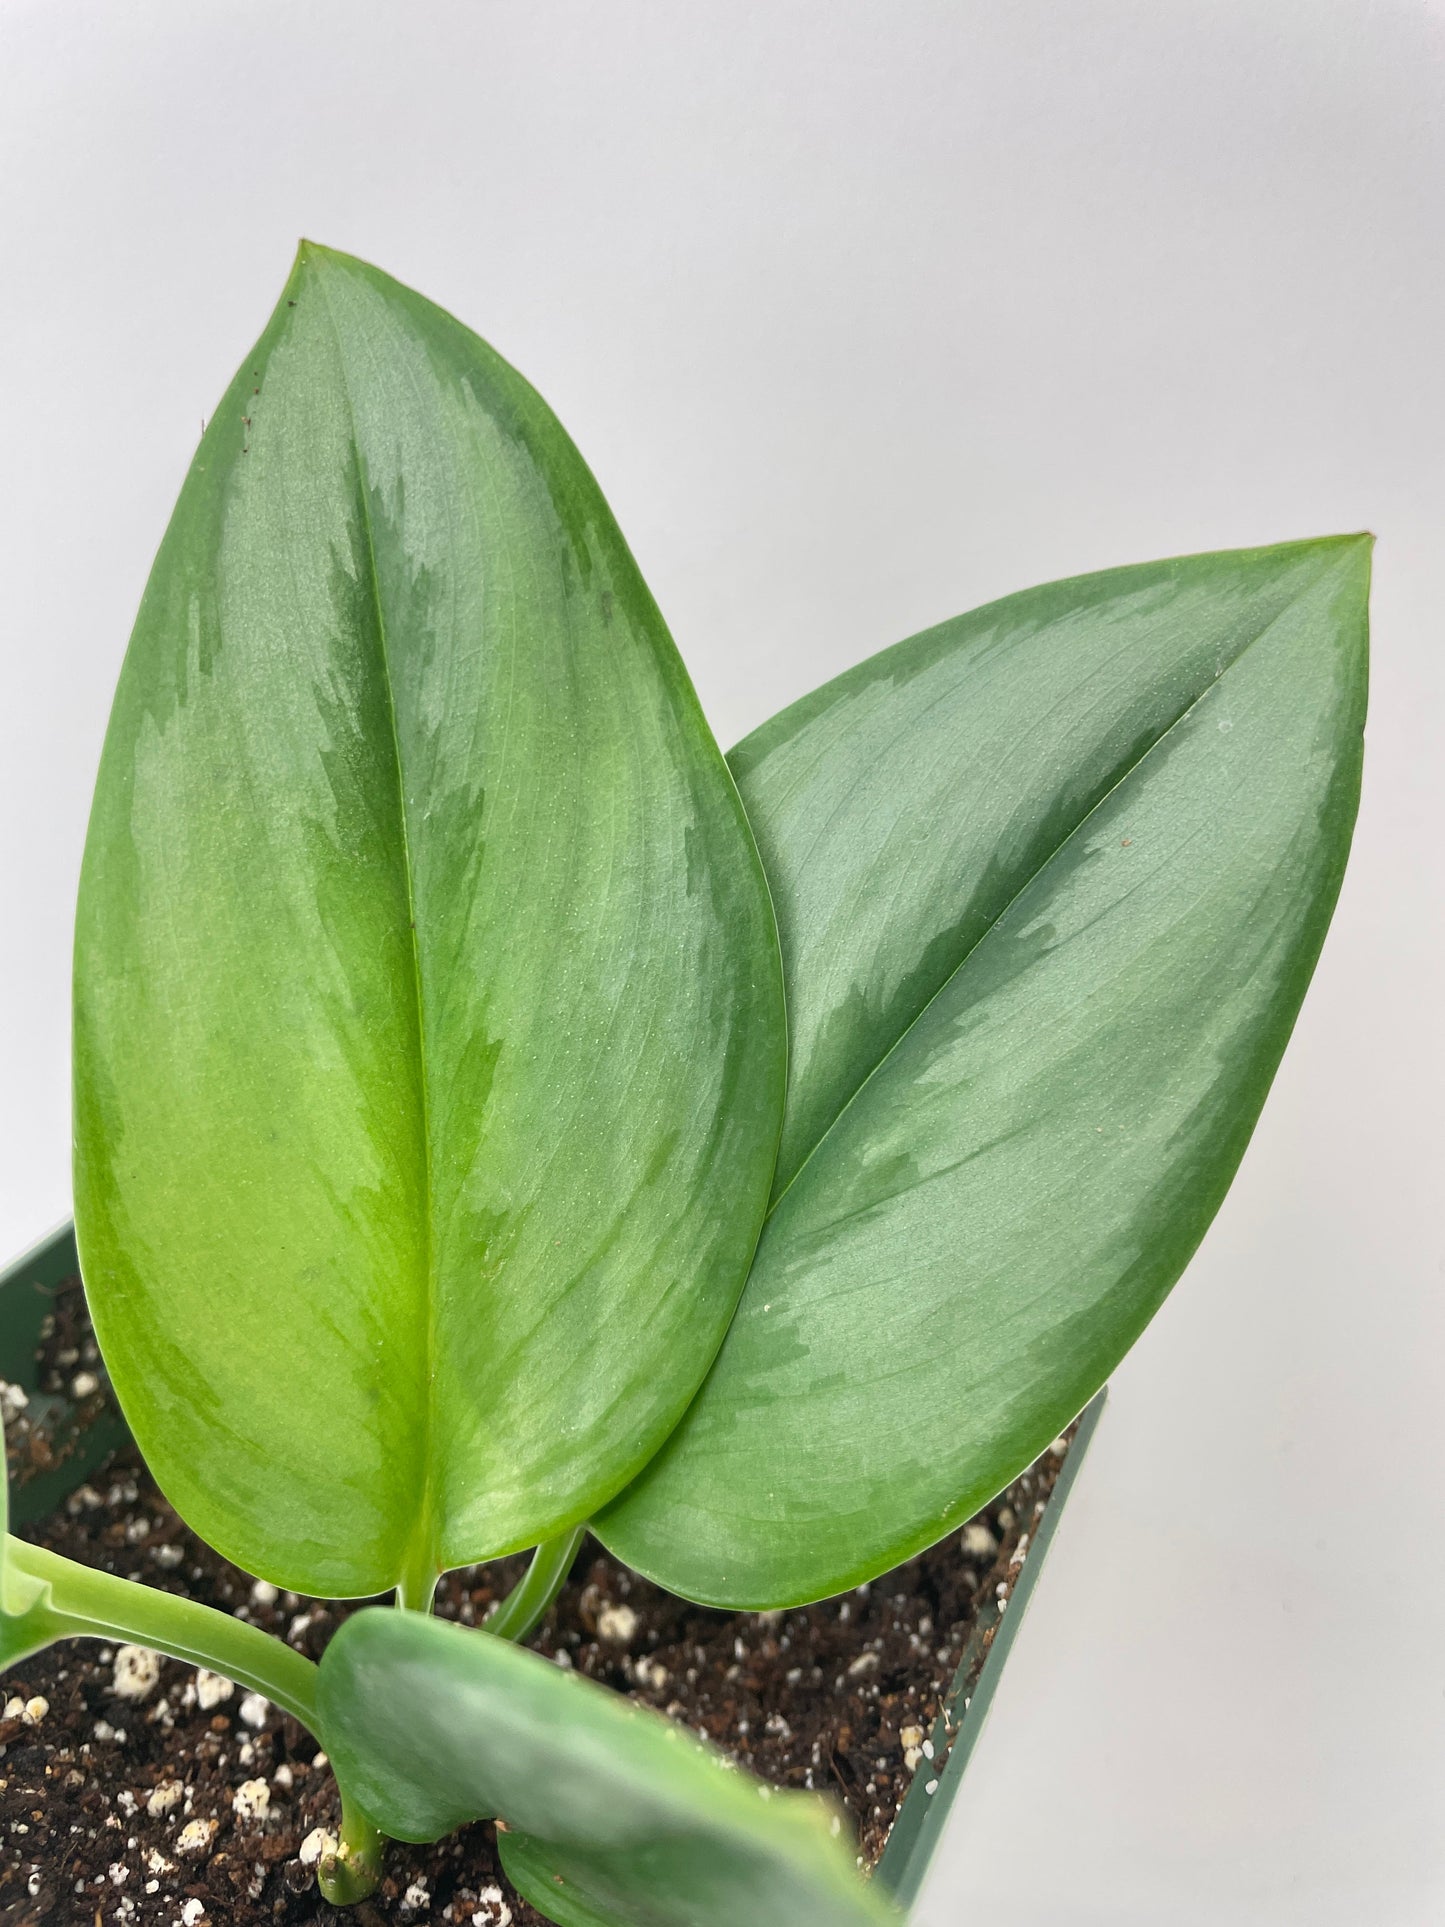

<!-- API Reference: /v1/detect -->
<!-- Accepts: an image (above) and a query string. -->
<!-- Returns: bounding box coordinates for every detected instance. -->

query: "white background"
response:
[2,4,1442,1921]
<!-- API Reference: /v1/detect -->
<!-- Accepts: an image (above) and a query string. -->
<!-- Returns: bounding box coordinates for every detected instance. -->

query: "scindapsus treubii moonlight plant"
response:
[0,244,1368,1925]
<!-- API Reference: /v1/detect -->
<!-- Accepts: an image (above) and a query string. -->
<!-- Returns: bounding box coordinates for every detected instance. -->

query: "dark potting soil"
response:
[1,1278,1076,1927]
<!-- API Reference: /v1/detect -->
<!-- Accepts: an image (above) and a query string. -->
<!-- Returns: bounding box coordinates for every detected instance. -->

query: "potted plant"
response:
[0,244,1368,1926]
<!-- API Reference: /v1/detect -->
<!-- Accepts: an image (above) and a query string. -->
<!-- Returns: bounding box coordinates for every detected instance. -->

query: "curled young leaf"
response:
[317,1607,899,1927]
[598,537,1370,1606]
[73,247,785,1600]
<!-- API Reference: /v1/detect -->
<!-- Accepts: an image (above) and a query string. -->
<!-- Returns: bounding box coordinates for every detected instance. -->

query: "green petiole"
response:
[3,1532,379,1903]
[5,1534,318,1725]
[482,1523,586,1644]
[3,1522,580,1904]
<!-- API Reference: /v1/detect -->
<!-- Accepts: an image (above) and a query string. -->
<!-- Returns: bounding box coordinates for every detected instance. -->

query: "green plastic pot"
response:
[0,1218,1104,1915]
[0,1219,128,1528]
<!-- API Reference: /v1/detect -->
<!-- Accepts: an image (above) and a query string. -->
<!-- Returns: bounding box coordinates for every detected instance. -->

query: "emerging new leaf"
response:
[73,247,786,1600]
[598,537,1370,1605]
[317,1608,900,1927]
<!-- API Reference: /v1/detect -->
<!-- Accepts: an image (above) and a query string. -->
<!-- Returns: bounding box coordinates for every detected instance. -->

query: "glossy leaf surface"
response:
[73,247,785,1598]
[599,538,1370,1605]
[317,1607,898,1927]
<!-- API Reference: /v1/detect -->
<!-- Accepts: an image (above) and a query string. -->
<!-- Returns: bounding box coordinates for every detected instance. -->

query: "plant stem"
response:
[7,1535,317,1726]
[318,1792,387,1906]
[395,1521,439,1615]
[483,1522,586,1643]
[395,1565,439,1614]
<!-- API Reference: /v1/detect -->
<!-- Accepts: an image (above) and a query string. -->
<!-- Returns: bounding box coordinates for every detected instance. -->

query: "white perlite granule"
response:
[112,1646,162,1702]
[238,1690,270,1729]
[299,1827,337,1868]
[597,1602,638,1645]
[146,1780,183,1818]
[176,1818,217,1856]
[193,1670,233,1710]
[232,1779,270,1824]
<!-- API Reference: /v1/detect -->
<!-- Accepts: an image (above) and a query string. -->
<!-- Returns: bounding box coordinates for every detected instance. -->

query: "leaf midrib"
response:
[763,569,1336,1227]
[312,270,439,1595]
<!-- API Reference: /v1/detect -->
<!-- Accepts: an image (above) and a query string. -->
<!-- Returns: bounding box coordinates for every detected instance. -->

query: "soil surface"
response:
[1,1278,1075,1927]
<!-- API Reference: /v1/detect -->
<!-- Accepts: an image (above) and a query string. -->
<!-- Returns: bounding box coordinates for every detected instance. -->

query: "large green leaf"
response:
[317,1607,898,1927]
[73,246,785,1600]
[598,537,1370,1606]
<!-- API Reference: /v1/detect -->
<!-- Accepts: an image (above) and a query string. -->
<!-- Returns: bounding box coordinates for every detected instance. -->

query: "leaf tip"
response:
[1309,528,1375,570]
[1313,529,1375,610]
[289,237,353,283]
